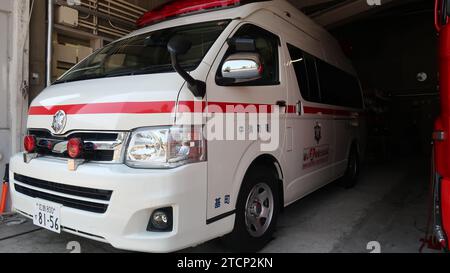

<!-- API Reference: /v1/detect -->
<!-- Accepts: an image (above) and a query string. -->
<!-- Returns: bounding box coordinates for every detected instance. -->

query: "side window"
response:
[216,24,280,86]
[287,44,320,103]
[304,54,321,103]
[316,59,363,108]
[317,60,340,106]
[342,71,363,108]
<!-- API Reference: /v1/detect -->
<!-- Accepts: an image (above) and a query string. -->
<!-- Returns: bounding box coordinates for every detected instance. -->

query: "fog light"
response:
[147,207,173,232]
[24,135,36,153]
[67,138,83,159]
[153,211,168,227]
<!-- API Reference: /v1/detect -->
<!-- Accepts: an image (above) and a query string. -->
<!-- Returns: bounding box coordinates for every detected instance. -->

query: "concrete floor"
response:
[0,156,442,253]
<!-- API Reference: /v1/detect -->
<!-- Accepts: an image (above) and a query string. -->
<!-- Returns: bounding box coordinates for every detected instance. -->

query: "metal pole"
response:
[46,0,53,87]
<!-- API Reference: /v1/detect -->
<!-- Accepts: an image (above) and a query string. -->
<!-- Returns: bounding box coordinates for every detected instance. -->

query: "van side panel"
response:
[279,10,364,205]
[205,11,289,221]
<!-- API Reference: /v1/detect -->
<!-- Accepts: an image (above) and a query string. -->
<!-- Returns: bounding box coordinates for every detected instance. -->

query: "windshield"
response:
[55,20,230,84]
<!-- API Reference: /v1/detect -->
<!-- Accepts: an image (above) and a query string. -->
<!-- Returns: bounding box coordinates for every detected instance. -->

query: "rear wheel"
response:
[223,166,280,252]
[342,145,360,189]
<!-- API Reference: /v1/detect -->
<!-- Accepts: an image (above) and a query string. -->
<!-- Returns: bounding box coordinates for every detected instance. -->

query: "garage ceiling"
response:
[124,0,430,29]
[288,0,427,28]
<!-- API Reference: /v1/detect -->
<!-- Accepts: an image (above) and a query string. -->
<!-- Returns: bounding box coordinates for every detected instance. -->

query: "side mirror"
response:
[221,52,263,83]
[144,36,166,47]
[167,35,206,98]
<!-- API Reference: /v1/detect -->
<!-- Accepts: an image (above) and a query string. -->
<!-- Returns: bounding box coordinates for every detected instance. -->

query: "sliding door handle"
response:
[276,100,287,107]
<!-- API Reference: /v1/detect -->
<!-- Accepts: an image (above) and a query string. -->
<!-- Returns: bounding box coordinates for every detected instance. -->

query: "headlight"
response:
[125,125,206,169]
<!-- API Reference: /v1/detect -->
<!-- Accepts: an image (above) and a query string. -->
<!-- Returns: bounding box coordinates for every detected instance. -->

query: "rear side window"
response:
[287,43,363,109]
[287,44,320,103]
[317,59,363,108]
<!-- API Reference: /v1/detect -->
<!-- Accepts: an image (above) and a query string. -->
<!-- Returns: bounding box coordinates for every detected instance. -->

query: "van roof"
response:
[128,0,329,42]
[124,0,355,75]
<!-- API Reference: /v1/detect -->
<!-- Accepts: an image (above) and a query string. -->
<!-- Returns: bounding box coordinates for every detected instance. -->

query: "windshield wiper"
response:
[69,64,102,74]
[104,64,176,78]
[134,64,175,74]
[53,63,197,84]
[53,74,107,84]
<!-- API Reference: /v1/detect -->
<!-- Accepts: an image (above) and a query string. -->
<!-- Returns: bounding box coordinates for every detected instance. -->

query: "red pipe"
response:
[0,164,9,214]
[435,0,450,248]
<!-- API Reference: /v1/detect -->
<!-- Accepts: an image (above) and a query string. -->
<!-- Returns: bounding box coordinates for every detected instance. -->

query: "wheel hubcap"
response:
[244,183,274,238]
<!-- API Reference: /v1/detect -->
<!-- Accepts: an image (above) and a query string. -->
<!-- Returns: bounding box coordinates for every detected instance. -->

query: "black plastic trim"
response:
[206,210,236,225]
[14,184,109,214]
[14,174,112,201]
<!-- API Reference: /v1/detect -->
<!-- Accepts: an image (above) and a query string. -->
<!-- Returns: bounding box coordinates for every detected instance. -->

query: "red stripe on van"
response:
[287,105,297,113]
[28,101,177,115]
[178,101,289,113]
[303,106,355,116]
[28,101,281,115]
[28,101,358,116]
[29,102,175,116]
[208,102,279,113]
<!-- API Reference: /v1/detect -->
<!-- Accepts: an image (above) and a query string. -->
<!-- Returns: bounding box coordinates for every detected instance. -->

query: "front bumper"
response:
[9,153,232,252]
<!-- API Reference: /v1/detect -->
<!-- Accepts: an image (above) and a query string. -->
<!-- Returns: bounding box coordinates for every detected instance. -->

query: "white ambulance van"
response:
[9,0,366,252]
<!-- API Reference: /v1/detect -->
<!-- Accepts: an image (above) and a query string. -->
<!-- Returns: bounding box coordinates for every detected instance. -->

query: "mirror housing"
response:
[167,35,206,98]
[221,52,263,83]
[167,35,192,55]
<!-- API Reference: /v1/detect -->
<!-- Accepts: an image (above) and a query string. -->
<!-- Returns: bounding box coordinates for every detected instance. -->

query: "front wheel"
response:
[223,166,280,252]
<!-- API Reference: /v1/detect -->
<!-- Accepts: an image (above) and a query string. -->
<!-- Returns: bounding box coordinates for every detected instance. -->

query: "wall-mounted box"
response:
[76,45,93,61]
[54,43,78,64]
[55,6,78,27]
[64,43,93,62]
[52,43,94,81]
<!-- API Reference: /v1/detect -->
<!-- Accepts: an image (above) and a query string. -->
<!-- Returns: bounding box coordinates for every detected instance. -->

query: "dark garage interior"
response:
[0,0,446,253]
[333,0,439,159]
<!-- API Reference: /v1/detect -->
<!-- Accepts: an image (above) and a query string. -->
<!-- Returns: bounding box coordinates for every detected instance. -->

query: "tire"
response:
[223,165,280,252]
[342,145,360,189]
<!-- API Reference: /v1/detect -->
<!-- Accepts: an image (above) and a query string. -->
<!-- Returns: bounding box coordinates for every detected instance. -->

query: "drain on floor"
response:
[0,213,28,226]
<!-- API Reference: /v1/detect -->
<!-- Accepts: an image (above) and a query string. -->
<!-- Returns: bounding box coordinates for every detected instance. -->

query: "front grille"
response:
[30,130,119,142]
[41,149,115,162]
[28,129,128,162]
[14,174,112,214]
[14,174,112,201]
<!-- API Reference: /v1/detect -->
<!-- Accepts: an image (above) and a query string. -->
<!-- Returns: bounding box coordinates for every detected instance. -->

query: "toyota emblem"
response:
[52,110,67,134]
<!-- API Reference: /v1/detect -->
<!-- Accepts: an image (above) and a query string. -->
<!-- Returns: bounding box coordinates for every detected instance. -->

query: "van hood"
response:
[28,74,187,134]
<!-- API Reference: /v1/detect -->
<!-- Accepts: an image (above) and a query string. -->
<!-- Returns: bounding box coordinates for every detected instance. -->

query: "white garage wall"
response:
[0,0,13,210]
[0,11,9,130]
[0,0,29,212]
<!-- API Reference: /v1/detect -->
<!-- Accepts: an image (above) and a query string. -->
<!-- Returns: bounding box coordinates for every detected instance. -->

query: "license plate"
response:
[33,199,62,233]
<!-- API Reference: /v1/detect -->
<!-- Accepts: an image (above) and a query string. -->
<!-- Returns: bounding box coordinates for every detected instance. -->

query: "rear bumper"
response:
[9,153,234,252]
